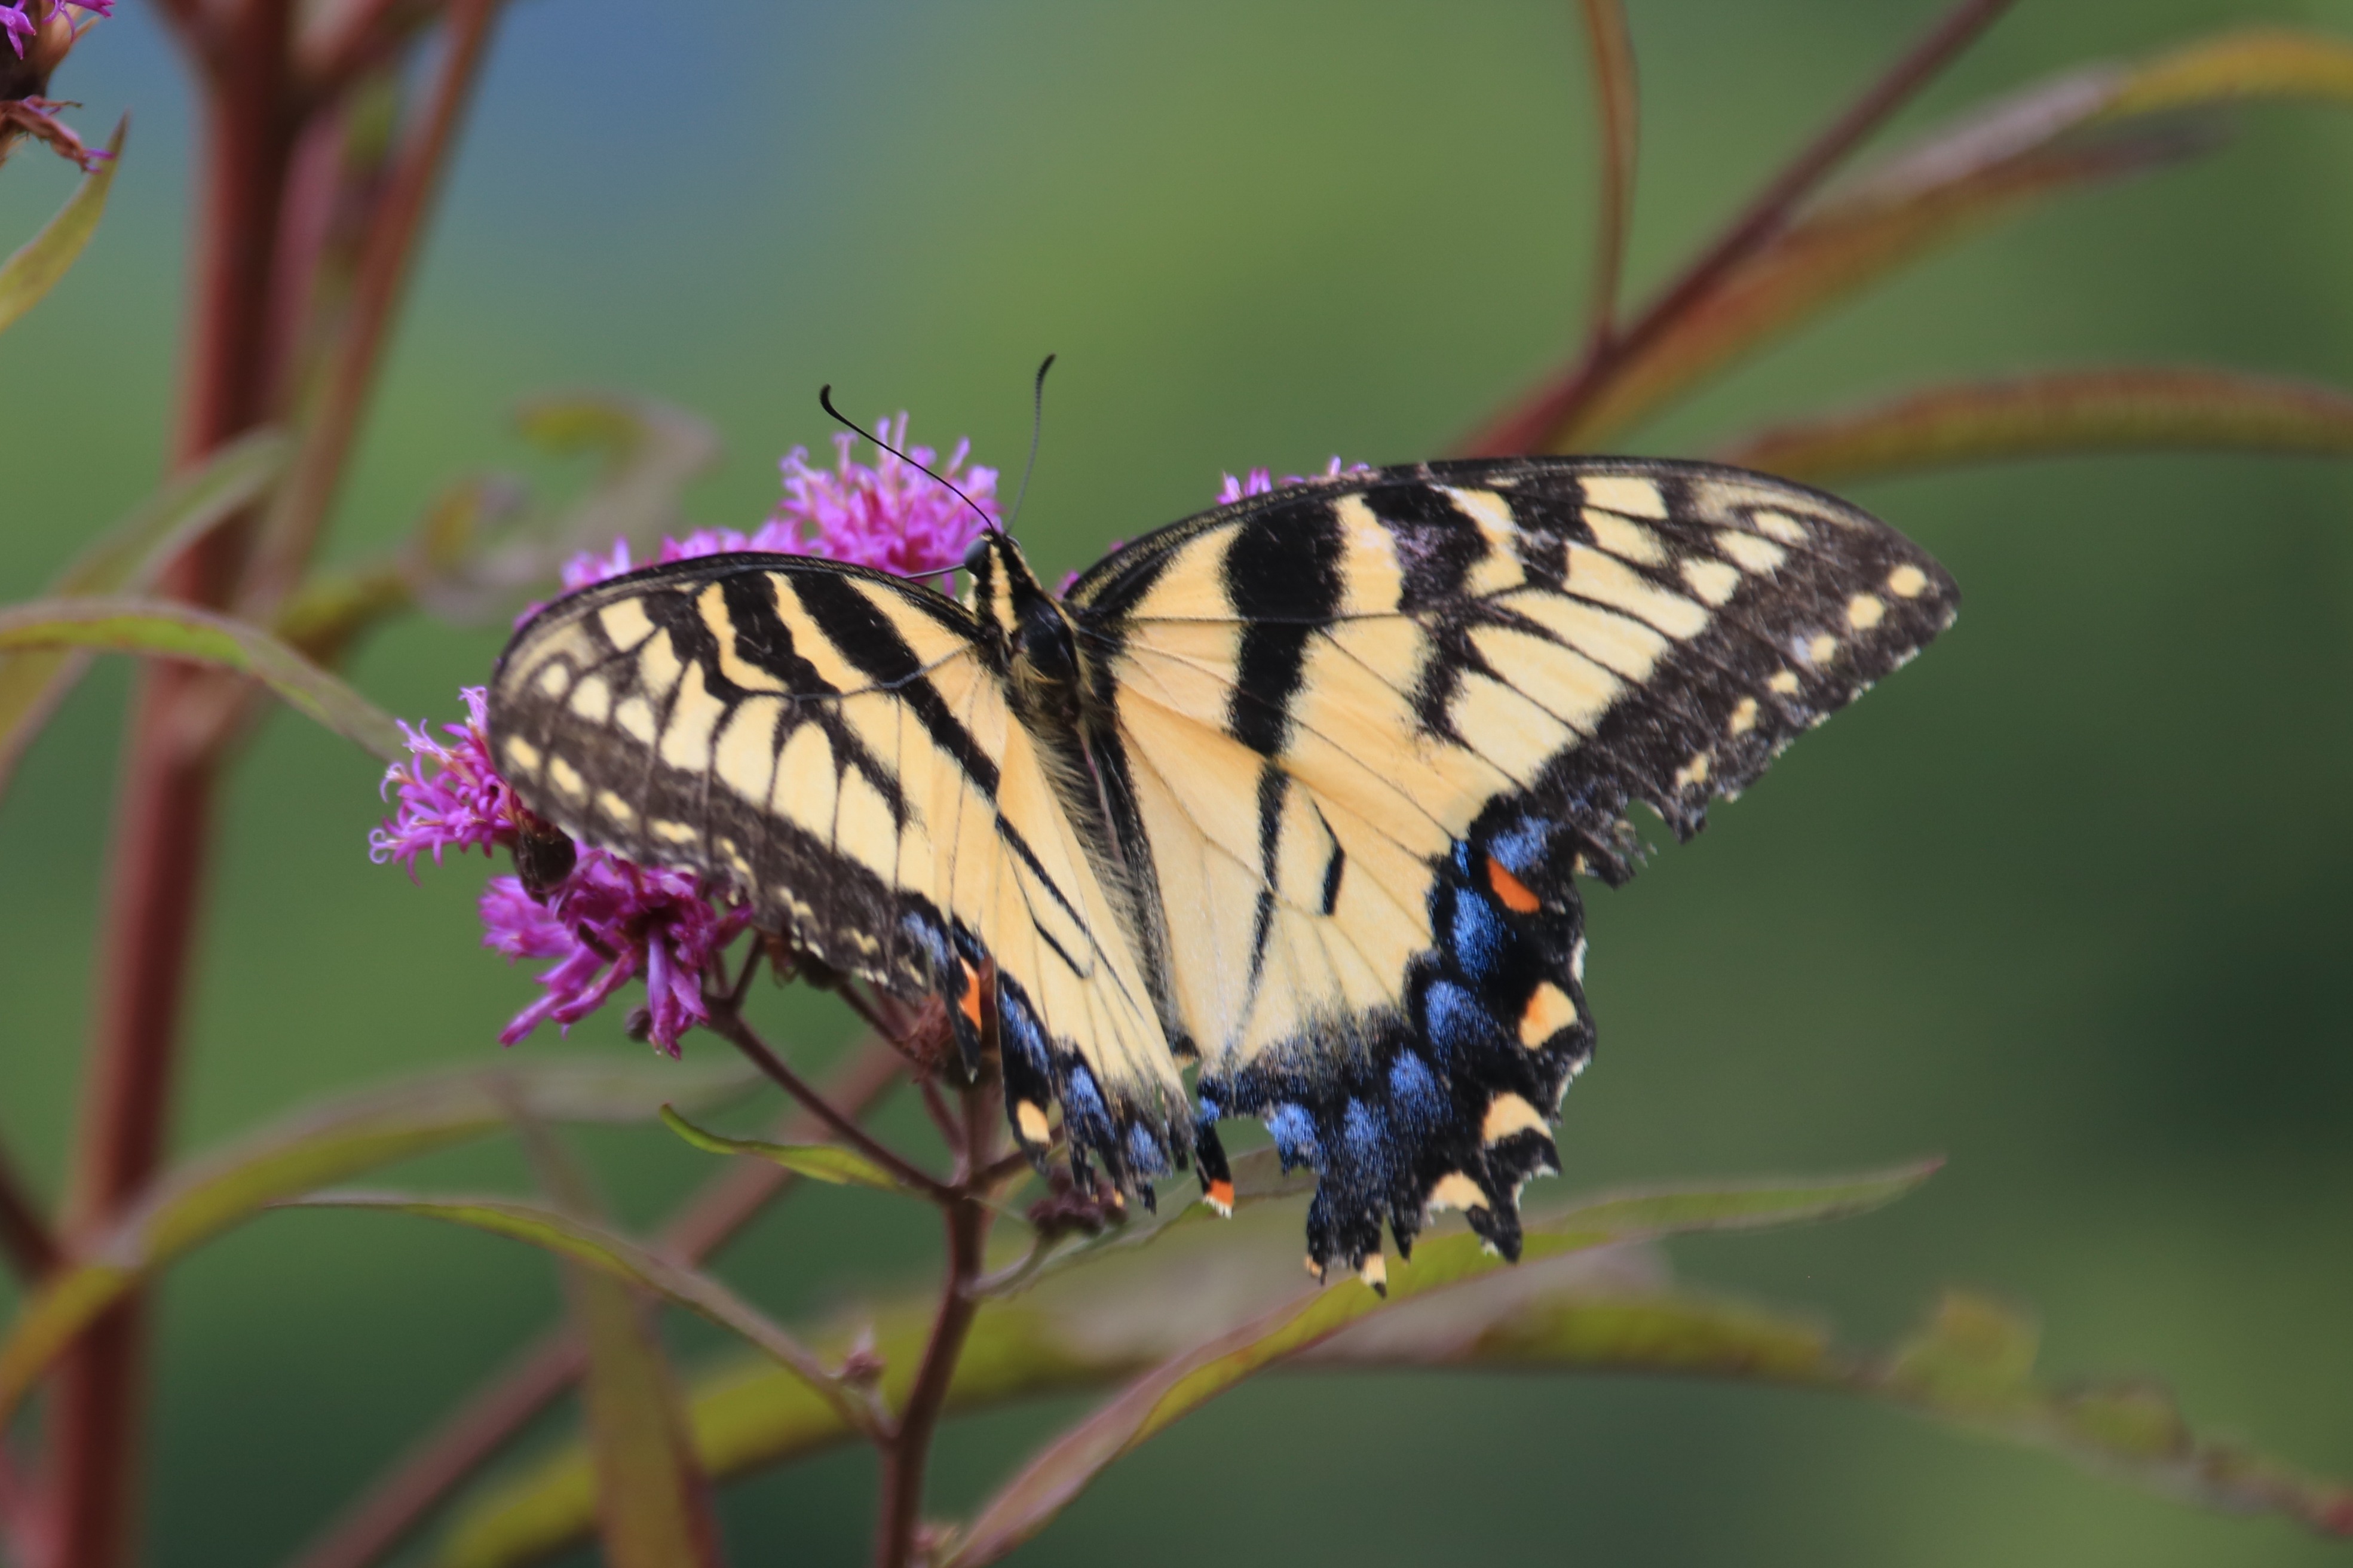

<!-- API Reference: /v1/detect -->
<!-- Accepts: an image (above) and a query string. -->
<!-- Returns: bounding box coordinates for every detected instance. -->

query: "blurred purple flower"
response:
[2,5,35,55]
[372,687,747,1056]
[1215,456,1372,505]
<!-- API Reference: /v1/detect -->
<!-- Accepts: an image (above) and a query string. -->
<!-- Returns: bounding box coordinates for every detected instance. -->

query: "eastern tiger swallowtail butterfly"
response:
[486,458,1956,1285]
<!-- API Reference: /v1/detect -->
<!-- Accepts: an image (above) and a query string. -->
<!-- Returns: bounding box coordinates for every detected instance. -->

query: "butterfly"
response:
[486,457,1956,1285]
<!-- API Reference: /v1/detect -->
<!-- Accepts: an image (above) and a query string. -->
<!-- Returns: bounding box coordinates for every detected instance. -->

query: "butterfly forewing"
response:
[1067,458,1956,1275]
[487,555,1188,1189]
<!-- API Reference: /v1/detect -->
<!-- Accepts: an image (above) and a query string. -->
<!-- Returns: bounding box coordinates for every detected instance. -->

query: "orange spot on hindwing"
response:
[957,958,984,1031]
[1486,856,1542,913]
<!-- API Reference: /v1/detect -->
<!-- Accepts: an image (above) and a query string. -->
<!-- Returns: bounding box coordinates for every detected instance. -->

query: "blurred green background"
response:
[2,0,2350,1563]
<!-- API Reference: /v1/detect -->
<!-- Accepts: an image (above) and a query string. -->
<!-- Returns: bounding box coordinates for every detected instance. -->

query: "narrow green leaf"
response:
[945,1163,1934,1564]
[568,1269,727,1568]
[0,431,292,807]
[0,1059,750,1431]
[0,118,124,335]
[660,1104,910,1193]
[0,596,405,761]
[290,1193,878,1438]
[1717,368,2353,483]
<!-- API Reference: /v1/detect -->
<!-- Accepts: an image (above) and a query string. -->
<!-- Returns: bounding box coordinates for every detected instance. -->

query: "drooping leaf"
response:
[487,394,718,584]
[943,1163,1935,1564]
[0,1059,752,1431]
[0,118,124,335]
[1718,367,2353,482]
[0,431,292,806]
[289,1193,879,1439]
[0,596,405,761]
[659,1104,912,1194]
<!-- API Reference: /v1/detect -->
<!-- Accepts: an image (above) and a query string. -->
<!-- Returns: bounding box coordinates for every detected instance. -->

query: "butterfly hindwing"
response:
[488,555,1189,1190]
[1068,458,1957,1275]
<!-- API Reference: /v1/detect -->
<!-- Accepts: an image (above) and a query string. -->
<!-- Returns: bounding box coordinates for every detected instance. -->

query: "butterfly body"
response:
[488,458,1957,1281]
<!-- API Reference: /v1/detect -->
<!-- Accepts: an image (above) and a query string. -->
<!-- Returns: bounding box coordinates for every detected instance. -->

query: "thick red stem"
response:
[52,3,300,1564]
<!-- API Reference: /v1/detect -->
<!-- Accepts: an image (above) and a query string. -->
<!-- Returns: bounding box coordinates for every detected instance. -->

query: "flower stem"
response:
[286,1036,906,1568]
[1463,0,2017,455]
[705,1004,951,1202]
[875,1081,997,1568]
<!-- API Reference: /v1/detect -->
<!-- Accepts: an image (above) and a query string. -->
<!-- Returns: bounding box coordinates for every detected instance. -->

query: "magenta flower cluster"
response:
[377,418,994,1056]
[367,689,748,1056]
[2,0,110,57]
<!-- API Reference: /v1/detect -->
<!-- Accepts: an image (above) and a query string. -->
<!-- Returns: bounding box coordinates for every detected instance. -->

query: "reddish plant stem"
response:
[286,1036,905,1568]
[55,7,304,1561]
[874,1082,996,1568]
[707,1007,950,1201]
[1464,0,2017,456]
[1573,0,1638,355]
[302,0,440,103]
[243,0,501,613]
[0,1134,58,1282]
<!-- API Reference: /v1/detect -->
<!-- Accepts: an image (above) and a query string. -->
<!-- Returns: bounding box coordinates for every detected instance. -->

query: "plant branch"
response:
[875,1082,997,1568]
[242,0,502,614]
[56,4,304,1563]
[1574,0,1639,352]
[284,1036,905,1568]
[1465,0,2017,455]
[0,1136,58,1282]
[704,1005,947,1202]
[302,0,443,103]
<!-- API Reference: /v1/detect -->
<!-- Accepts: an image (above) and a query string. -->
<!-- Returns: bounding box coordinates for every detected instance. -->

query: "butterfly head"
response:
[964,530,1084,723]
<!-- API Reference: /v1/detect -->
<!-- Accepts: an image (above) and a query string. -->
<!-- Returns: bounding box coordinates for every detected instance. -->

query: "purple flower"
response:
[372,687,748,1056]
[1216,456,1372,505]
[479,858,749,1057]
[771,413,997,584]
[2,4,35,55]
[367,687,520,873]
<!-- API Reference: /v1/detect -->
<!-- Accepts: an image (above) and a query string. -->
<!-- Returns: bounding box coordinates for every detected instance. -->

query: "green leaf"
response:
[567,1268,727,1568]
[516,1120,725,1568]
[0,432,292,808]
[0,118,124,335]
[289,1192,880,1439]
[943,1162,1934,1564]
[1717,367,2353,483]
[0,596,406,761]
[0,1059,751,1432]
[660,1104,912,1193]
[514,393,716,556]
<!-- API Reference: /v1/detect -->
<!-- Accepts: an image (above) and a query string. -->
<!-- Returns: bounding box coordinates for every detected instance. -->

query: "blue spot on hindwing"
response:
[1265,1103,1321,1169]
[1449,888,1508,978]
[1387,1052,1444,1131]
[1488,815,1551,873]
[1126,1122,1169,1176]
[1423,979,1497,1063]
[1064,1065,1113,1143]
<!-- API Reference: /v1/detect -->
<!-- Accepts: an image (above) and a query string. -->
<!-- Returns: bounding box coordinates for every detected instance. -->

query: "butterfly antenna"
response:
[818,385,1001,535]
[1005,352,1056,535]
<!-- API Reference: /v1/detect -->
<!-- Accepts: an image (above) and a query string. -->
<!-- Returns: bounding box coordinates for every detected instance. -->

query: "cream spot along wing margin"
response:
[488,557,1179,1116]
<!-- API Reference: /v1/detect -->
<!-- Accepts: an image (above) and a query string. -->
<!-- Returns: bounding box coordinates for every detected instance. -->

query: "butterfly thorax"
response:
[964,532,1089,729]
